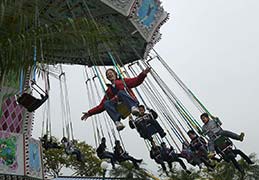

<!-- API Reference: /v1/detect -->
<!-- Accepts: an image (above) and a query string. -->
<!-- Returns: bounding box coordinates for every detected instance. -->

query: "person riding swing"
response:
[40,134,61,150]
[61,137,83,162]
[96,137,116,169]
[81,67,151,131]
[160,142,191,174]
[129,105,166,140]
[200,113,245,158]
[113,140,143,169]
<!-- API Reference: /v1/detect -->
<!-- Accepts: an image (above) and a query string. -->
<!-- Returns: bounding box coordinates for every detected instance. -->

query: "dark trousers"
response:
[118,153,141,168]
[155,158,167,171]
[72,149,83,162]
[233,149,253,164]
[99,151,116,168]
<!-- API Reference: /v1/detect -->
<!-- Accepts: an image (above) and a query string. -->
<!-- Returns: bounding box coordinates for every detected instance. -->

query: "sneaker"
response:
[115,121,125,131]
[185,170,192,174]
[136,159,143,163]
[208,152,216,159]
[239,132,245,141]
[131,106,140,116]
[160,132,166,138]
[133,162,140,169]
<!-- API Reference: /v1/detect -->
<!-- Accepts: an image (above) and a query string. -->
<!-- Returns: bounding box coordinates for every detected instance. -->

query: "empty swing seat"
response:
[17,93,48,112]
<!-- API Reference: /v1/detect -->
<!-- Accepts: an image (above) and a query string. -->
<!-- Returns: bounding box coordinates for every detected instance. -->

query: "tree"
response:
[42,137,102,178]
[200,153,259,180]
[109,161,153,180]
[165,164,200,180]
[69,141,102,176]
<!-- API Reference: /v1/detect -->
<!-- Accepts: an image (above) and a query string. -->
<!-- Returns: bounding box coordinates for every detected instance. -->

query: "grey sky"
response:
[33,0,259,175]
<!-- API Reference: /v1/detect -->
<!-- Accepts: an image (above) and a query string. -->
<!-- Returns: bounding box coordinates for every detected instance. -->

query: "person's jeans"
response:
[104,90,139,123]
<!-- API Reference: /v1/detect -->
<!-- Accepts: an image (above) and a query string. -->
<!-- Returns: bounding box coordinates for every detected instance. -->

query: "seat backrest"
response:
[116,103,130,119]
[17,93,48,112]
[214,135,232,151]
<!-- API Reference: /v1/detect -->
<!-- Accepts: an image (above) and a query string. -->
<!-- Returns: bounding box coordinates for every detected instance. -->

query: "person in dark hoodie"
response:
[160,142,191,174]
[96,137,116,169]
[113,140,142,169]
[129,105,166,140]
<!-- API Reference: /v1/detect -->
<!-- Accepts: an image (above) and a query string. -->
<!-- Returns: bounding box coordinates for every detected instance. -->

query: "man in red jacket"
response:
[81,67,151,131]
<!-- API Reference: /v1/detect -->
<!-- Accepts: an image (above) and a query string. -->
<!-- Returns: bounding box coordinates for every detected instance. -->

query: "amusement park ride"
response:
[0,0,168,179]
[0,0,254,180]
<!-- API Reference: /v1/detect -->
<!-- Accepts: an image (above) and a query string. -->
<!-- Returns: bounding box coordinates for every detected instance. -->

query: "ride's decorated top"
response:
[1,0,169,73]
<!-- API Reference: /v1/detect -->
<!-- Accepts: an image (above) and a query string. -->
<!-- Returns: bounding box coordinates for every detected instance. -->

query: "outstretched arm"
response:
[81,96,106,120]
[124,67,151,88]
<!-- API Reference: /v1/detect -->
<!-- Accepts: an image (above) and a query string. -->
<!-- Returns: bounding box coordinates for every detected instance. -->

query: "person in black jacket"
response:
[150,141,168,174]
[160,142,191,174]
[129,105,166,140]
[113,140,142,169]
[187,130,219,170]
[96,137,116,169]
[40,134,61,150]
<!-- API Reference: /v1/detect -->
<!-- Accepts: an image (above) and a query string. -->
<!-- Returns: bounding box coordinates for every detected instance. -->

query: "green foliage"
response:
[109,161,152,180]
[69,141,102,176]
[42,137,102,178]
[167,168,199,180]
[163,153,259,180]
[42,136,259,179]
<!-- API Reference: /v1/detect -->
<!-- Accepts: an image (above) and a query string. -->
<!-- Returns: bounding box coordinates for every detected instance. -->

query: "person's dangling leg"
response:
[104,100,124,131]
[102,151,116,169]
[174,158,187,170]
[207,139,216,158]
[104,100,121,122]
[155,159,167,173]
[72,149,83,162]
[147,119,166,138]
[230,157,244,175]
[218,130,244,141]
[233,149,254,164]
[123,154,142,169]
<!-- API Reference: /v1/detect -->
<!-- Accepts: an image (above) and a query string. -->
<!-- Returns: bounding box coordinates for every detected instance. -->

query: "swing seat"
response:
[17,93,48,112]
[116,102,131,119]
[214,135,233,152]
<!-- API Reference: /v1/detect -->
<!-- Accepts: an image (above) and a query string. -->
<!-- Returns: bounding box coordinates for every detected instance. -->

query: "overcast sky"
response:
[33,0,259,175]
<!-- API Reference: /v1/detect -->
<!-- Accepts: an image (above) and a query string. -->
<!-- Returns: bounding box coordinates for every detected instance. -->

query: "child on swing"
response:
[200,113,245,158]
[81,67,151,131]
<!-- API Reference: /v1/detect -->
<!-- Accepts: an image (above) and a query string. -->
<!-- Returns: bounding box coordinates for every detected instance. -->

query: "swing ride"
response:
[0,0,254,179]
